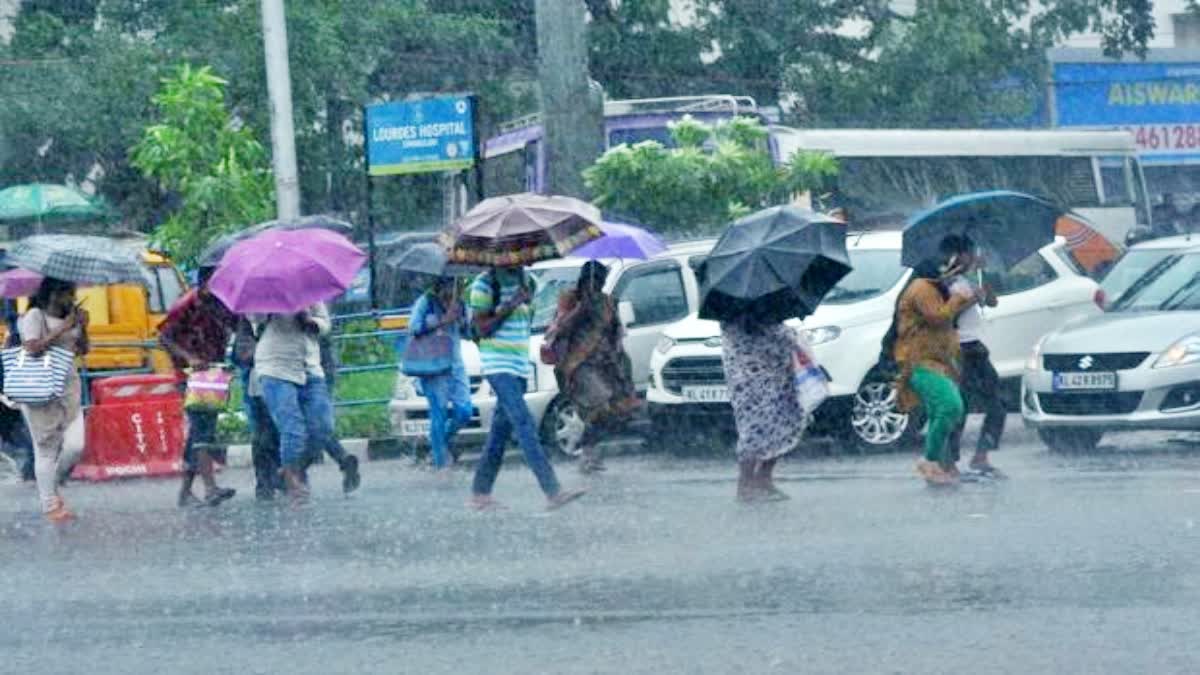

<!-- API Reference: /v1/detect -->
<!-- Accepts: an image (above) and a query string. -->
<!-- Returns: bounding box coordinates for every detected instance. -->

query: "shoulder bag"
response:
[402,295,454,377]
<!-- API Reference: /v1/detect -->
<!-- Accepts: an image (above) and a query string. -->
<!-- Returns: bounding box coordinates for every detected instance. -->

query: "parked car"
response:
[389,239,716,457]
[1023,247,1200,451]
[646,230,1104,451]
[1098,233,1200,308]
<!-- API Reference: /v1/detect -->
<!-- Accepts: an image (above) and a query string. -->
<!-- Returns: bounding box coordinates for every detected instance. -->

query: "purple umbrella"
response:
[209,228,366,314]
[0,269,44,298]
[570,222,667,260]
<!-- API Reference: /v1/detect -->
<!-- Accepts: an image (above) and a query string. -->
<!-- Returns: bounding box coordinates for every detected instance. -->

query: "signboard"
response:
[1053,60,1200,163]
[365,96,476,176]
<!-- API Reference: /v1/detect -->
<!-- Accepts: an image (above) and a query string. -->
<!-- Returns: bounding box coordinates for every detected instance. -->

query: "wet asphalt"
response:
[3,416,1200,674]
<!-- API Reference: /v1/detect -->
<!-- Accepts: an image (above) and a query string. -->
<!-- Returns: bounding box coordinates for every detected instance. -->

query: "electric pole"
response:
[261,0,301,220]
[535,0,604,199]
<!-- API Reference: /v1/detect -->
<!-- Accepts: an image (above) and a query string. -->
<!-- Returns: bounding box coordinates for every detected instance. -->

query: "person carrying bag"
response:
[405,278,470,472]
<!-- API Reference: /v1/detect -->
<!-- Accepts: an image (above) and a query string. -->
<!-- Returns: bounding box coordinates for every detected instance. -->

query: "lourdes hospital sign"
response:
[365,96,477,176]
[1051,49,1200,165]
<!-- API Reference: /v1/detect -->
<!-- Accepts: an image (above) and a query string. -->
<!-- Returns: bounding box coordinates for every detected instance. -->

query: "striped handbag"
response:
[1,346,74,405]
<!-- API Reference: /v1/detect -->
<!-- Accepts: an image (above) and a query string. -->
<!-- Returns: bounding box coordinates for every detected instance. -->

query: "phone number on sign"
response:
[1127,125,1200,152]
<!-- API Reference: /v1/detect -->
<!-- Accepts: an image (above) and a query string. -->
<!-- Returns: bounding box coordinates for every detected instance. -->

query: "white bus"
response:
[773,127,1151,243]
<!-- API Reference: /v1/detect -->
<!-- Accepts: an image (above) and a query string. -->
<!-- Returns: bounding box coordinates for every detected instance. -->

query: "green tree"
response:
[584,115,837,234]
[130,65,275,267]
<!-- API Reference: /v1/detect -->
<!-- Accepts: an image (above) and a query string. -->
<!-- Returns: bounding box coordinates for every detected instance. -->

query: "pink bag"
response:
[185,368,232,412]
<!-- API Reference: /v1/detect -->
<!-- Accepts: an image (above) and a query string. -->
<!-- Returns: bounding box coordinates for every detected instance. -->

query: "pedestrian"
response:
[546,261,639,474]
[942,236,1007,478]
[296,326,362,494]
[0,303,35,482]
[233,317,283,501]
[893,239,979,486]
[467,266,586,511]
[719,309,813,502]
[18,277,87,521]
[254,303,358,502]
[407,276,472,474]
[160,269,238,508]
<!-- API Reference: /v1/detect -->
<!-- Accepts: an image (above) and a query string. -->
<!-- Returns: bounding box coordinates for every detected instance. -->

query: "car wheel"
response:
[1037,428,1103,452]
[540,397,585,459]
[847,377,922,453]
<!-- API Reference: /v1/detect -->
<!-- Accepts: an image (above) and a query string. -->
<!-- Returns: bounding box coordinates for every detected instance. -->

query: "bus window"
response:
[1098,156,1134,207]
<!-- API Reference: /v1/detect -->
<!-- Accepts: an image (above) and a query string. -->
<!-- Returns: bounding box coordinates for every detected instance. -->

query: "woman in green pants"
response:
[893,249,978,486]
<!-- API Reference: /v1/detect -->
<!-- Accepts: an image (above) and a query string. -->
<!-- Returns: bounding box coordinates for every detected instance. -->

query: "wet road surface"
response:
[4,417,1200,674]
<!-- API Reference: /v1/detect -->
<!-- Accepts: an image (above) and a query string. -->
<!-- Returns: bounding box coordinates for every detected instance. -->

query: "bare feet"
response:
[467,494,506,511]
[547,488,588,511]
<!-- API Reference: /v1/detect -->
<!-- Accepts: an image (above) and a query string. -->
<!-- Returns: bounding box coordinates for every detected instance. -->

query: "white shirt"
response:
[948,276,983,344]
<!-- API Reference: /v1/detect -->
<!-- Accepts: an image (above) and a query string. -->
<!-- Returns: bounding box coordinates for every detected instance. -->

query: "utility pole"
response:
[535,0,604,199]
[261,0,301,220]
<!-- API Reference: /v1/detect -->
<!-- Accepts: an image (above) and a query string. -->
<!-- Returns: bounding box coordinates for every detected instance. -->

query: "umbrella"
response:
[209,228,367,314]
[7,234,145,285]
[570,222,667,260]
[699,205,852,324]
[0,269,44,298]
[901,191,1062,269]
[197,214,354,267]
[440,193,604,267]
[383,242,481,278]
[0,183,109,224]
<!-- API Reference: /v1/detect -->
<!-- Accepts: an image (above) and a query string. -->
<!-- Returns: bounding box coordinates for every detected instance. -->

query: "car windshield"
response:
[821,248,906,304]
[1110,252,1200,312]
[529,264,584,333]
[1101,249,1182,301]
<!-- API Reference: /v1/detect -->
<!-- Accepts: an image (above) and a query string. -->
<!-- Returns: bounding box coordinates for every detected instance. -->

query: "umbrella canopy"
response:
[197,214,354,268]
[699,205,852,324]
[901,190,1062,269]
[383,242,481,279]
[0,183,109,224]
[0,269,44,298]
[209,228,366,314]
[7,234,145,285]
[441,193,603,267]
[570,222,666,260]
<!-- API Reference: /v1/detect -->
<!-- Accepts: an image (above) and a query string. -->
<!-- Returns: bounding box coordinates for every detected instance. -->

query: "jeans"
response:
[302,377,349,468]
[909,366,965,464]
[248,395,282,494]
[259,375,337,469]
[472,374,560,497]
[183,409,219,471]
[421,373,473,468]
[948,341,1007,461]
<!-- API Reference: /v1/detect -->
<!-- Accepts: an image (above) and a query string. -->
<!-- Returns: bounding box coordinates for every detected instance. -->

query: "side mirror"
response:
[618,301,636,327]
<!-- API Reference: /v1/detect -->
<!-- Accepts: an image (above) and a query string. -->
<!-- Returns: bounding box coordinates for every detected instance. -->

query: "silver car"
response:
[1023,248,1200,451]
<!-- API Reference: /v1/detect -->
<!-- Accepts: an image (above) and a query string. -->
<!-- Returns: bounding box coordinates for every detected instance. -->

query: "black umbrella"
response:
[699,206,852,324]
[198,214,354,268]
[901,190,1062,269]
[382,242,482,279]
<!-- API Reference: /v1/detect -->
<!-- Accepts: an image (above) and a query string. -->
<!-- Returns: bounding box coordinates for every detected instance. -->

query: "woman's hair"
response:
[29,277,75,311]
[577,260,609,294]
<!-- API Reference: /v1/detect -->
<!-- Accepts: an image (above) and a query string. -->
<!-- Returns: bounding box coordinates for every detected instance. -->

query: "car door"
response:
[612,260,692,388]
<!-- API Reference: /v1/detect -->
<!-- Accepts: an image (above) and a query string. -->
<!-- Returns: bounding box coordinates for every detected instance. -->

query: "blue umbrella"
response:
[901,190,1063,269]
[569,222,666,260]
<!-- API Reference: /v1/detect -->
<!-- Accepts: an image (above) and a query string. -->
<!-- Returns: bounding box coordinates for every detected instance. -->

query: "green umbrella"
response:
[0,183,109,224]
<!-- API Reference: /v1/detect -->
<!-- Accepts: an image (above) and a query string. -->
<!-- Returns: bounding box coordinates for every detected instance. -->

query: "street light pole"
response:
[261,0,301,221]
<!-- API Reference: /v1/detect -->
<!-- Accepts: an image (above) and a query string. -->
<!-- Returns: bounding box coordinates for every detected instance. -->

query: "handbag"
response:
[403,331,454,376]
[185,367,233,411]
[1,346,74,405]
[792,336,829,414]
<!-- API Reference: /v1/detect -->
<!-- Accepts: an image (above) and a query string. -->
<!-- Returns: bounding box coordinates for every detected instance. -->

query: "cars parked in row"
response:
[645,231,1104,450]
[1023,245,1200,450]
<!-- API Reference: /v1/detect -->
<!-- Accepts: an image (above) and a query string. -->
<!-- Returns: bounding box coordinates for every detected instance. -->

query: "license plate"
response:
[682,385,730,403]
[401,420,432,436]
[1052,372,1118,391]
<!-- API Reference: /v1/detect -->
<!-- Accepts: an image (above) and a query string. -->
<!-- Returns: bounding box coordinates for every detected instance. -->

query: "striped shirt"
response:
[468,270,535,379]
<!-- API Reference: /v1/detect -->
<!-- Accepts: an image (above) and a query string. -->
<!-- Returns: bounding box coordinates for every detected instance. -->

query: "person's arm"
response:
[907,280,974,328]
[408,295,432,337]
[20,309,77,357]
[469,277,530,337]
[308,303,332,336]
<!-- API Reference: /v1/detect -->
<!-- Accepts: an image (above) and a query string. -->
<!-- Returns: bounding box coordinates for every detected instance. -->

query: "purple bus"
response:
[480,95,781,195]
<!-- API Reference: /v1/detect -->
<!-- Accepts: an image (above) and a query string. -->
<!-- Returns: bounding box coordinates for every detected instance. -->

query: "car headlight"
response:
[1155,334,1200,368]
[801,326,842,346]
[1026,336,1048,371]
[394,374,419,400]
[656,336,677,355]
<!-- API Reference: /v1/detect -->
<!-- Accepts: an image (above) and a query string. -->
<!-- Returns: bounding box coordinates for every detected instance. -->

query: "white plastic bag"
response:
[792,333,829,414]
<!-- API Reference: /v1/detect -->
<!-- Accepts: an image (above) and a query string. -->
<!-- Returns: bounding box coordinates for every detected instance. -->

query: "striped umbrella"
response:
[7,235,144,285]
[440,193,604,267]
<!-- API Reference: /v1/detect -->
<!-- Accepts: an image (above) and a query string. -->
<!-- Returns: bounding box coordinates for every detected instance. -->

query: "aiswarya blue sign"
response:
[1054,61,1200,126]
[366,96,476,176]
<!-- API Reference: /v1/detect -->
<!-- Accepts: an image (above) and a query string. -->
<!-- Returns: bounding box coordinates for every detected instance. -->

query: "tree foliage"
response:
[584,116,837,234]
[130,65,275,267]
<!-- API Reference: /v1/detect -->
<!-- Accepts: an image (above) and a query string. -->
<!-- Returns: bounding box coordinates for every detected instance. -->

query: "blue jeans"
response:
[183,409,219,471]
[260,375,337,469]
[421,373,472,469]
[472,374,560,497]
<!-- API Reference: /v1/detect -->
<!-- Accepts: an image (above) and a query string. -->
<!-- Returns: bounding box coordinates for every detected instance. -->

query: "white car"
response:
[646,231,1104,450]
[1023,246,1200,451]
[1098,233,1200,308]
[389,239,716,457]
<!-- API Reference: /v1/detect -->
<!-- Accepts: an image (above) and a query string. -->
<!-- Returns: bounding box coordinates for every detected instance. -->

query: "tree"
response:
[583,115,837,235]
[130,65,275,267]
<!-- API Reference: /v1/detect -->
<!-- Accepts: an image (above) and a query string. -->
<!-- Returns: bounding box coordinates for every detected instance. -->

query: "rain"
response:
[3,1,1200,673]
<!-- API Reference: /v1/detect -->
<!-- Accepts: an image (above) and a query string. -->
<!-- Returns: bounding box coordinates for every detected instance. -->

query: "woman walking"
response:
[407,277,471,474]
[19,278,88,521]
[548,261,639,473]
[720,311,812,502]
[893,241,978,486]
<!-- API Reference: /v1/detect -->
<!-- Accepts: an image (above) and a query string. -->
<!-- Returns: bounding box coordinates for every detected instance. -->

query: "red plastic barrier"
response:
[73,374,187,481]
